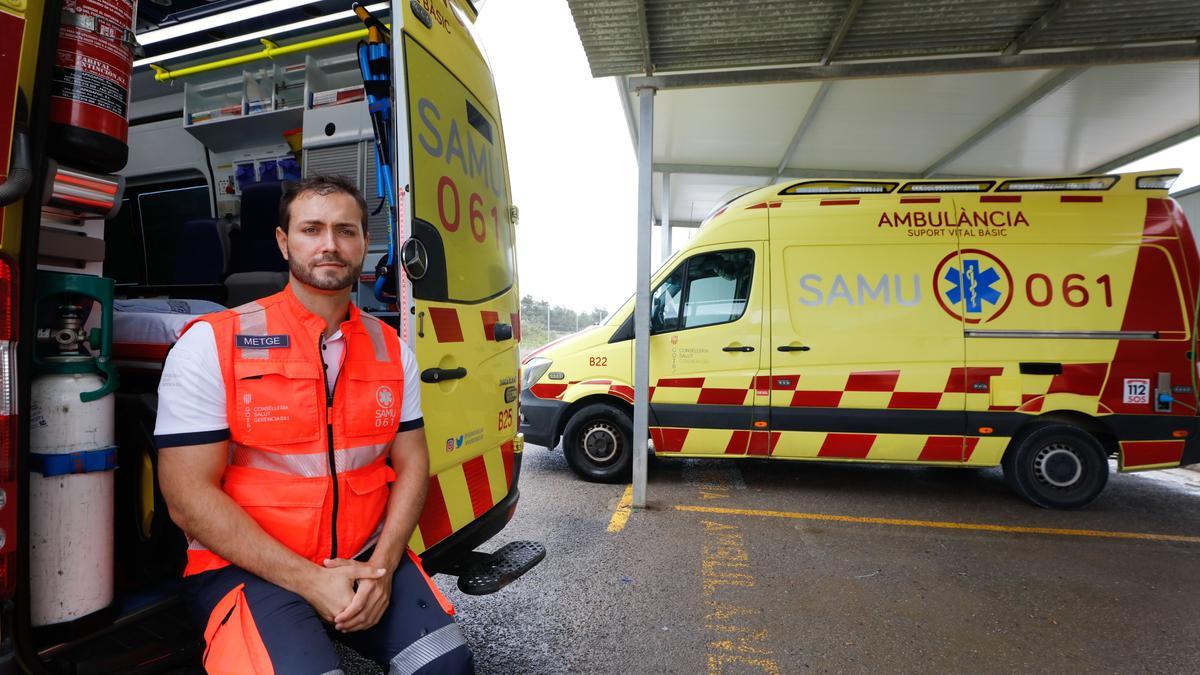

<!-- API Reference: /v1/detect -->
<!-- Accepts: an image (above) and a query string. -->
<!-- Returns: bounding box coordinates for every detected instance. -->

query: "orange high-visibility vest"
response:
[183,286,404,576]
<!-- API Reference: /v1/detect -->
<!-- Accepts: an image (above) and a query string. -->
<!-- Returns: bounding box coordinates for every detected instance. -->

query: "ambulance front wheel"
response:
[562,403,632,483]
[1001,424,1109,509]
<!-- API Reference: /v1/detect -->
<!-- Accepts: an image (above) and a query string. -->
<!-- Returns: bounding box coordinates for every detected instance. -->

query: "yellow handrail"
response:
[148,25,384,82]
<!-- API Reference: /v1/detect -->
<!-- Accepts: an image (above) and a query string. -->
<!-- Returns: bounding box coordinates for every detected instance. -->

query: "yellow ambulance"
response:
[1,0,539,669]
[520,171,1199,509]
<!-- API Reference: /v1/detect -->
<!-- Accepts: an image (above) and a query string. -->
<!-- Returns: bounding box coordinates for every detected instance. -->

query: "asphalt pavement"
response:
[426,447,1200,674]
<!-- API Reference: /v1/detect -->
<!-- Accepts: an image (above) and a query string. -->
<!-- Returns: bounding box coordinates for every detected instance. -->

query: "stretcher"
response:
[112,298,225,372]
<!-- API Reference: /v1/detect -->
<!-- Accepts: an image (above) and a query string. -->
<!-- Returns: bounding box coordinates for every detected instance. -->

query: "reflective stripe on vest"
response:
[229,441,390,476]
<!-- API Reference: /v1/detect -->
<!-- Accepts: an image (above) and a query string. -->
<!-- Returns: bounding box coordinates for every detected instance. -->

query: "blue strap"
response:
[31,446,117,477]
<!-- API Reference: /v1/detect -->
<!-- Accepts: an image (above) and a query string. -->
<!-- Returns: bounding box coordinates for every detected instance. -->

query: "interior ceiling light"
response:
[133,2,388,68]
[138,0,327,46]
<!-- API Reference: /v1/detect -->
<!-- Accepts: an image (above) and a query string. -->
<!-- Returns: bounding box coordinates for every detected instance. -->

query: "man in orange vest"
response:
[156,175,473,674]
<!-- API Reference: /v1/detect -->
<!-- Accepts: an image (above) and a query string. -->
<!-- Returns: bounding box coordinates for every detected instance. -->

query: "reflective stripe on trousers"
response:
[389,624,469,675]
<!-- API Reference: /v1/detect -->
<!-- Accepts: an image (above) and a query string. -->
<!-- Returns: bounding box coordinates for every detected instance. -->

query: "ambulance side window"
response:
[650,266,685,334]
[681,250,753,329]
[649,249,754,335]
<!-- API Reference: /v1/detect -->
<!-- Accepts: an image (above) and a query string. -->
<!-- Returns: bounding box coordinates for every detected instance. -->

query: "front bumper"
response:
[519,389,567,449]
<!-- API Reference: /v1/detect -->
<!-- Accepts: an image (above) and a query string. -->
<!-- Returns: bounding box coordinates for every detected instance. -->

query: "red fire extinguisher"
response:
[49,0,138,174]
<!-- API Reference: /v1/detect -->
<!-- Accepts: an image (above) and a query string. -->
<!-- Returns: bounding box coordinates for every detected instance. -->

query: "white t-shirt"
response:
[155,320,422,449]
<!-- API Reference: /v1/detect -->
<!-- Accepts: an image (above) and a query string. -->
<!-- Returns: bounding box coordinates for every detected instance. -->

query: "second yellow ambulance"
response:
[520,170,1199,509]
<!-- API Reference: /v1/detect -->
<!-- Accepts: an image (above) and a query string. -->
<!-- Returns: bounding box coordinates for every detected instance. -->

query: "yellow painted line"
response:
[673,504,1200,544]
[607,485,634,533]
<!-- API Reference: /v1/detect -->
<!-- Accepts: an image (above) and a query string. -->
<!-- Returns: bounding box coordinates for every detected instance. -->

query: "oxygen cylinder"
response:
[30,273,119,627]
[48,0,138,173]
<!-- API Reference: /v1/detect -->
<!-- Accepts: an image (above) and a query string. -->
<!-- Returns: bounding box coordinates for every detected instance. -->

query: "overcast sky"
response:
[476,2,639,314]
[475,2,1199,315]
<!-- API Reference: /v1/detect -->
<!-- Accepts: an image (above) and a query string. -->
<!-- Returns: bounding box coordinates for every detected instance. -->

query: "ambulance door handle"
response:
[777,345,810,352]
[493,322,514,341]
[421,367,467,383]
[723,345,755,352]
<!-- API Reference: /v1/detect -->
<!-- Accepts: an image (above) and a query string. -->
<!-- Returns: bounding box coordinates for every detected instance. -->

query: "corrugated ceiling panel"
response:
[1033,0,1200,48]
[568,0,1200,76]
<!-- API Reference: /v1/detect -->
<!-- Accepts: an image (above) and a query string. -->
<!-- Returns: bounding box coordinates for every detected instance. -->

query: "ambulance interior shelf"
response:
[180,50,368,153]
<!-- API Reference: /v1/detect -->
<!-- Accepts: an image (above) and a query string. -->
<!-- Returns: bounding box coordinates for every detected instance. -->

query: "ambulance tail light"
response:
[997,176,1118,192]
[0,254,17,599]
[1136,174,1180,191]
[901,181,994,193]
[780,181,898,195]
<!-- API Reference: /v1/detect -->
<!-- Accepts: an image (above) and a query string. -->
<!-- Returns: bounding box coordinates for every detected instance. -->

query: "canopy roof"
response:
[567,0,1200,228]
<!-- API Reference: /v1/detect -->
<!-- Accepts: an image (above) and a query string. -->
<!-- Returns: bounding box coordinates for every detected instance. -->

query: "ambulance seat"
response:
[224,181,289,305]
[234,181,287,273]
[224,270,288,307]
[172,219,225,284]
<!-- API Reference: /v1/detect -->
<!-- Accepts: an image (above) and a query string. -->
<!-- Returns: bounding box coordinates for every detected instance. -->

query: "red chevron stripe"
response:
[1047,363,1107,396]
[428,307,464,343]
[658,377,705,388]
[651,427,689,453]
[846,370,900,392]
[1121,440,1184,468]
[500,440,515,486]
[944,367,1003,393]
[463,456,493,518]
[747,431,780,456]
[419,475,453,547]
[698,388,748,405]
[481,311,499,341]
[819,433,875,458]
[724,430,751,455]
[888,391,943,409]
[791,390,843,407]
[918,436,963,462]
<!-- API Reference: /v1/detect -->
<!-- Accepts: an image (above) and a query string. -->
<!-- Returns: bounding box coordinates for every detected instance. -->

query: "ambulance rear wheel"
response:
[563,403,632,483]
[1002,424,1108,509]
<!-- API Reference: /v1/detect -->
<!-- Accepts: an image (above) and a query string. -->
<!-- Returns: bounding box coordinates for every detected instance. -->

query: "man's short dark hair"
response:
[278,174,369,236]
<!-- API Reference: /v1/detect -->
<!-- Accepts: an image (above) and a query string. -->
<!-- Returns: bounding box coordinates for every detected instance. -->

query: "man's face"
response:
[277,191,367,292]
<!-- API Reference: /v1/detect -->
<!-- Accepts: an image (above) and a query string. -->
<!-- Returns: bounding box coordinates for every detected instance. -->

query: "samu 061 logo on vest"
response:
[375,385,397,428]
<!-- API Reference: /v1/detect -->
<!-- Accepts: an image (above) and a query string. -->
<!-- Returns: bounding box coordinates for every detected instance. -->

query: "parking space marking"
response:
[607,485,634,533]
[674,504,1200,544]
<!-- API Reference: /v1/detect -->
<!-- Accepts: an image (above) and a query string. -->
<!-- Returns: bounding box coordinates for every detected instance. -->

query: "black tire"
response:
[562,403,633,483]
[1001,423,1109,509]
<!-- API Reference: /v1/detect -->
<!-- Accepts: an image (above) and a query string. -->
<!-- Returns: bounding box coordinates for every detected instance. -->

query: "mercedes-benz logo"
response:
[401,237,428,281]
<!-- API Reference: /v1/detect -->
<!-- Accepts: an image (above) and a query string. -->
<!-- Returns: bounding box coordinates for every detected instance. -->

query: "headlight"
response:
[522,357,552,390]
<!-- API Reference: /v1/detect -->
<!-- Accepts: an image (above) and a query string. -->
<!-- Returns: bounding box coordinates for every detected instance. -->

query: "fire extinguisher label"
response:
[50,0,134,143]
[52,62,128,119]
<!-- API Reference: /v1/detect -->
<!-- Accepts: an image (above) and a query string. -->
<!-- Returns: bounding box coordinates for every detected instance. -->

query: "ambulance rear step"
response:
[442,541,546,595]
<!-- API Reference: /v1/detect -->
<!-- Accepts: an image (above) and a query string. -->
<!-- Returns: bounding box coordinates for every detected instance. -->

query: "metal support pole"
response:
[660,173,672,262]
[633,87,655,508]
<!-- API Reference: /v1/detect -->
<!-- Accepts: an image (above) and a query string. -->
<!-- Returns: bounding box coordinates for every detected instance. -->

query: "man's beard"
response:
[290,253,363,291]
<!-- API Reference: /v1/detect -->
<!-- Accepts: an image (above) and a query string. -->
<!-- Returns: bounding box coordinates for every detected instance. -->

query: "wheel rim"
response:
[1033,442,1084,488]
[581,422,620,464]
